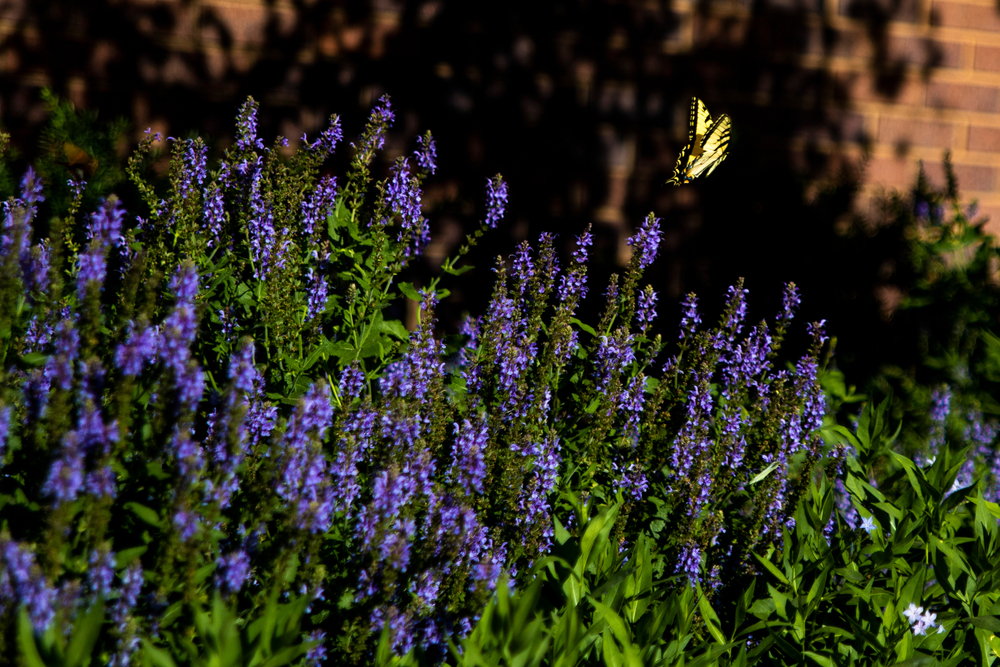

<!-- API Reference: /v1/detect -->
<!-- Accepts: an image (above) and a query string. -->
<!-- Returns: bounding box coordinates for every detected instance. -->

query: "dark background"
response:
[0,0,954,386]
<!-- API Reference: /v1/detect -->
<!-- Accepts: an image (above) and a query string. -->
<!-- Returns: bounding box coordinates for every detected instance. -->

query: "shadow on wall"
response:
[0,0,959,386]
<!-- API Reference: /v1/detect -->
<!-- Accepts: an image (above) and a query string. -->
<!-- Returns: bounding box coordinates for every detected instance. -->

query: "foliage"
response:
[5,92,990,667]
[868,153,1000,498]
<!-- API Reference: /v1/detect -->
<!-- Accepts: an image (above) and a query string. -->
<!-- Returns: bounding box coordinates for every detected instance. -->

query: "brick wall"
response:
[663,0,1000,232]
[3,0,1000,240]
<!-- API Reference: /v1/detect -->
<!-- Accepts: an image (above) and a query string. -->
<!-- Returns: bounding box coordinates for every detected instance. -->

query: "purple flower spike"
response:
[301,176,339,237]
[235,98,265,151]
[484,175,508,229]
[21,166,44,206]
[415,133,437,174]
[0,405,11,458]
[87,197,126,249]
[779,282,800,323]
[679,293,701,340]
[216,550,250,594]
[116,323,159,377]
[626,214,662,270]
[636,288,658,326]
[305,114,344,156]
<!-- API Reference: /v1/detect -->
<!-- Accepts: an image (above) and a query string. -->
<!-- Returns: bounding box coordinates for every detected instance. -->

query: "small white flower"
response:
[903,603,923,623]
[860,516,876,534]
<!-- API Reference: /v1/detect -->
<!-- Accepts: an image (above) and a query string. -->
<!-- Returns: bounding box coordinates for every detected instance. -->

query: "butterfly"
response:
[666,97,731,186]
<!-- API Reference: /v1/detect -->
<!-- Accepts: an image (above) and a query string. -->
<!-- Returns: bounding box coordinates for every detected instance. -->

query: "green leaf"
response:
[968,616,1000,633]
[66,599,105,667]
[696,583,726,644]
[380,319,411,342]
[753,551,791,586]
[16,608,47,667]
[749,461,780,485]
[141,639,179,667]
[125,502,161,529]
[804,650,835,667]
[443,263,475,276]
[397,282,421,301]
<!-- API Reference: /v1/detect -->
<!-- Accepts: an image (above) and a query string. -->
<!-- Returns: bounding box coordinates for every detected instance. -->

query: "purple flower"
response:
[915,201,930,220]
[68,178,86,202]
[202,184,225,247]
[352,95,395,157]
[88,548,115,598]
[676,542,701,587]
[595,331,635,392]
[636,287,658,326]
[484,175,508,229]
[716,284,749,351]
[619,375,646,443]
[87,197,126,249]
[928,385,951,456]
[415,132,437,174]
[679,293,701,340]
[76,246,107,298]
[275,383,335,533]
[172,138,207,204]
[614,460,649,500]
[0,405,10,459]
[235,97,265,151]
[304,114,344,156]
[451,418,488,494]
[217,550,250,594]
[305,267,329,322]
[2,539,55,631]
[114,563,143,623]
[626,214,662,271]
[173,510,200,542]
[21,166,44,206]
[513,435,561,552]
[116,323,159,376]
[244,156,289,280]
[86,466,117,498]
[43,433,85,504]
[381,158,428,257]
[572,227,593,264]
[779,282,800,323]
[301,176,339,237]
[22,241,50,296]
[307,630,327,666]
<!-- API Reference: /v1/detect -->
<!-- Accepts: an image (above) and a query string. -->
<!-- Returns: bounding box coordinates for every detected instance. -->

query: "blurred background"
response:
[1,0,999,392]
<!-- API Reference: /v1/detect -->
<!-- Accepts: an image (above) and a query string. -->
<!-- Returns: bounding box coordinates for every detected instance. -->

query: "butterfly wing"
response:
[685,113,731,180]
[667,97,714,185]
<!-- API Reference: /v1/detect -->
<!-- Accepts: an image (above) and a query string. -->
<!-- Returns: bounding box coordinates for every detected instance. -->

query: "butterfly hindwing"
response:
[685,113,731,180]
[667,96,731,186]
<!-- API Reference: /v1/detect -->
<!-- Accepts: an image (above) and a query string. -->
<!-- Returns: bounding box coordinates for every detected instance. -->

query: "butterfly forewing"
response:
[686,114,731,180]
[667,98,730,185]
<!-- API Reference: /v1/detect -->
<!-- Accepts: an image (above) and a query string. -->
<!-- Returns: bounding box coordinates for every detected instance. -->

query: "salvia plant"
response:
[5,91,994,667]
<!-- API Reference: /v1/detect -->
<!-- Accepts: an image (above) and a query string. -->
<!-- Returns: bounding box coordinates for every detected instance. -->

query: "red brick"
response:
[828,27,871,59]
[980,205,1000,237]
[888,36,964,69]
[838,71,926,105]
[199,3,297,47]
[841,0,919,22]
[922,160,997,190]
[932,1,1000,30]
[974,45,1000,72]
[927,81,999,112]
[968,125,1000,152]
[878,117,954,148]
[867,156,917,189]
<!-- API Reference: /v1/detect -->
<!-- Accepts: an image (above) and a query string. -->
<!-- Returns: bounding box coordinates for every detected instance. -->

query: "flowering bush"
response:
[0,93,889,666]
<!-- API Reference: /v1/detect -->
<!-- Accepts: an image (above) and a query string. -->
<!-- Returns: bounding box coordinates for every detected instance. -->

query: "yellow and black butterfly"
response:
[666,97,731,186]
